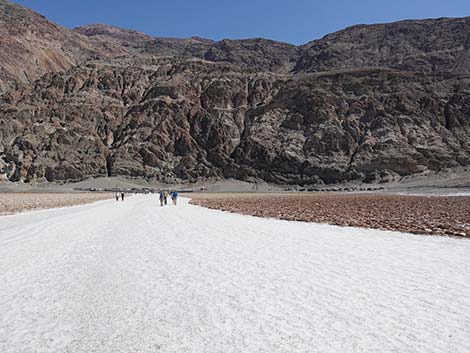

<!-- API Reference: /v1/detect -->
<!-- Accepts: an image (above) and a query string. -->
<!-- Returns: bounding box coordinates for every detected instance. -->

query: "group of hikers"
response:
[114,190,179,206]
[159,190,178,206]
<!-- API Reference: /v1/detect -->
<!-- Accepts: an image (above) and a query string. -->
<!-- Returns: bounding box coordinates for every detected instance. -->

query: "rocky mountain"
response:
[74,24,154,45]
[76,25,298,73]
[201,39,298,73]
[1,58,469,184]
[2,2,278,95]
[0,1,469,185]
[0,0,131,93]
[296,17,470,74]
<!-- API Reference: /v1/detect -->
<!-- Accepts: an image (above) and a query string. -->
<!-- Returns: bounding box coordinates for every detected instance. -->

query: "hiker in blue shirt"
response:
[171,191,178,205]
[159,191,164,207]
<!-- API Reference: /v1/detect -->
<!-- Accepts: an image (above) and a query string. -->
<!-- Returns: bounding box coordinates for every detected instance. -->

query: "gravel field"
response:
[190,194,470,237]
[0,193,114,215]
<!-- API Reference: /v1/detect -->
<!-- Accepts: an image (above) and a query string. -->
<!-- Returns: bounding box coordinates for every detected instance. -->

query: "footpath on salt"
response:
[0,196,469,353]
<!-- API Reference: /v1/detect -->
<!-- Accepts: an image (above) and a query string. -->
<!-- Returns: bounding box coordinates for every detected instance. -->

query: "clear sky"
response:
[13,0,470,45]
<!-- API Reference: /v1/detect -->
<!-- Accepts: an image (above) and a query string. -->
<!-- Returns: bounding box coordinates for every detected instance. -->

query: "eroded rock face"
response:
[0,2,469,184]
[1,58,469,184]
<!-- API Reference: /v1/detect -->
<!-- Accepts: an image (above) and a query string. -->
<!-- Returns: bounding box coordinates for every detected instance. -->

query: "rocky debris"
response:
[191,194,470,237]
[0,192,114,215]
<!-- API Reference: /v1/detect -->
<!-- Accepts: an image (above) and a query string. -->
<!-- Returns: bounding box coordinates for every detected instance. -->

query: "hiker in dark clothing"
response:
[163,191,168,205]
[121,192,125,201]
[159,191,164,207]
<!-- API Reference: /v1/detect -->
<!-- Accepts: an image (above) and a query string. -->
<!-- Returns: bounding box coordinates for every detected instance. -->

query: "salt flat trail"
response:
[0,196,469,353]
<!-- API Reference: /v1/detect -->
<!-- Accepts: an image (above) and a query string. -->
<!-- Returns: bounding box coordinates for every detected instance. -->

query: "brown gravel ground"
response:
[189,193,470,237]
[0,193,114,215]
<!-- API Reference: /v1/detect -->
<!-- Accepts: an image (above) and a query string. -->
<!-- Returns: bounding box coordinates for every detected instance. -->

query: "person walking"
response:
[171,191,178,205]
[159,191,164,207]
[121,192,125,201]
[163,191,168,206]
[115,192,120,202]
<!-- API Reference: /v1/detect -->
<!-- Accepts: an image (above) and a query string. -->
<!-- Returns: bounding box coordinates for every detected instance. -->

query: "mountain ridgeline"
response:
[0,0,469,185]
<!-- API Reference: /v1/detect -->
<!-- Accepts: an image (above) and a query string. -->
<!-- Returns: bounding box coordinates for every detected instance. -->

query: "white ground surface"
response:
[0,196,469,353]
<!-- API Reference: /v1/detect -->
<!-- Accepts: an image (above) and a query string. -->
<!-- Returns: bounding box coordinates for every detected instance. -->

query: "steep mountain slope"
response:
[0,0,128,93]
[296,17,470,74]
[1,58,469,184]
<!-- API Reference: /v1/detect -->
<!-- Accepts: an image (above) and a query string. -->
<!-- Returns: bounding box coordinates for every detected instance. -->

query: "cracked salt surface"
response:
[0,196,469,353]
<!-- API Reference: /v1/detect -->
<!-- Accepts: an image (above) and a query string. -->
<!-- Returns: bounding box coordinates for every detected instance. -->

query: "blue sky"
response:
[14,0,470,45]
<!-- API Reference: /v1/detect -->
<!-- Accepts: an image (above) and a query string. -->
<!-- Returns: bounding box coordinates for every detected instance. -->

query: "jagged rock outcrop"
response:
[1,58,469,184]
[0,1,469,184]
